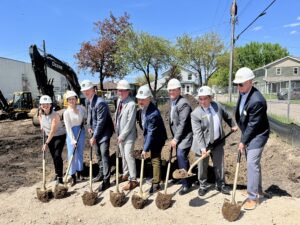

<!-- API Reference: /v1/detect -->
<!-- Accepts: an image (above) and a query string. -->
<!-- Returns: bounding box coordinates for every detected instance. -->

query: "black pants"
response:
[48,134,66,178]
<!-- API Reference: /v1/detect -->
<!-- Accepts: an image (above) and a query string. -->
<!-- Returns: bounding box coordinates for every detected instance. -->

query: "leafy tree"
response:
[176,32,224,86]
[115,30,173,100]
[134,74,155,85]
[75,13,131,90]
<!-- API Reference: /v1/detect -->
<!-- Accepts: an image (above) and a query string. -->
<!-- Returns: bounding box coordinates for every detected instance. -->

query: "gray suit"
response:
[115,96,137,180]
[191,101,235,187]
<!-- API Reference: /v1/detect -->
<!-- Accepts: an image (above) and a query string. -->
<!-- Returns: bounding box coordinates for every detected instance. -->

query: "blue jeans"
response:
[95,140,111,181]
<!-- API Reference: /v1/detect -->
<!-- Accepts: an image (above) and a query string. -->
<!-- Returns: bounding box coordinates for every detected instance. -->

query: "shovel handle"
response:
[187,150,211,174]
[89,146,93,192]
[139,158,145,196]
[42,131,46,190]
[231,150,241,204]
[164,147,173,194]
[116,146,120,193]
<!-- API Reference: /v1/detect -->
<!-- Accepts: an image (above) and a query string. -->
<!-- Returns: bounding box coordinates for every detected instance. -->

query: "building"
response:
[0,56,68,101]
[141,67,200,95]
[253,56,300,94]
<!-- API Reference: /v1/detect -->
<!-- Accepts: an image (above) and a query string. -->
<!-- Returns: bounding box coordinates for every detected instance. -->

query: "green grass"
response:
[268,113,300,125]
[263,93,277,100]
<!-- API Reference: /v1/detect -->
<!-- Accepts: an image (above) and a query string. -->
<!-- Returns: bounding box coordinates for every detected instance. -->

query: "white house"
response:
[142,67,200,95]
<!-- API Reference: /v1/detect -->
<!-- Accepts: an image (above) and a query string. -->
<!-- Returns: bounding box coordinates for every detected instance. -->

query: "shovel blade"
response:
[222,198,242,222]
[172,169,196,179]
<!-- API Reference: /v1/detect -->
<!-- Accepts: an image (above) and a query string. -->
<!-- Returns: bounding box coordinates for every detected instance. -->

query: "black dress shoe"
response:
[92,174,104,183]
[71,174,77,187]
[179,186,191,196]
[149,184,161,194]
[216,185,231,195]
[98,180,110,192]
[198,187,208,196]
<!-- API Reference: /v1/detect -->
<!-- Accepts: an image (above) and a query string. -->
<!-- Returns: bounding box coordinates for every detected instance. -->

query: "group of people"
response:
[39,66,269,211]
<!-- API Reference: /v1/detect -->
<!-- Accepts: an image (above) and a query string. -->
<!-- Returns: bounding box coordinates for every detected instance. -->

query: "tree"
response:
[134,74,155,85]
[176,32,224,86]
[75,13,131,90]
[236,42,289,69]
[115,30,173,100]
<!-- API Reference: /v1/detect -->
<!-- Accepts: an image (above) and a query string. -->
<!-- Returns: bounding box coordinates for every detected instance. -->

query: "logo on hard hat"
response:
[139,91,143,94]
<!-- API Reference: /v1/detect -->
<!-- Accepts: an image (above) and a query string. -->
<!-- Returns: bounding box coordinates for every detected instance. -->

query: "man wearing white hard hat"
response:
[80,80,114,192]
[233,67,270,210]
[63,90,87,186]
[136,86,167,193]
[114,80,138,191]
[167,78,193,195]
[191,86,238,197]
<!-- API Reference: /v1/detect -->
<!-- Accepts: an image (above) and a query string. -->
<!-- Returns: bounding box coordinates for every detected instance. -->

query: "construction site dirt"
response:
[0,99,299,224]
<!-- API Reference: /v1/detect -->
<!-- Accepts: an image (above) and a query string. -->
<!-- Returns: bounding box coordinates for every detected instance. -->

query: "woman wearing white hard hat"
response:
[63,90,87,186]
[233,67,270,210]
[39,95,66,184]
[191,86,238,197]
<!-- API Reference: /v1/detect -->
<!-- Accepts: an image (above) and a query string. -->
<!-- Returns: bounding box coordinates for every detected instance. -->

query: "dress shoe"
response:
[216,185,231,195]
[242,198,258,210]
[56,177,63,185]
[198,187,208,196]
[122,180,139,191]
[149,184,161,194]
[98,180,110,192]
[92,173,104,183]
[70,174,77,187]
[179,186,191,196]
[76,171,85,181]
[118,175,129,183]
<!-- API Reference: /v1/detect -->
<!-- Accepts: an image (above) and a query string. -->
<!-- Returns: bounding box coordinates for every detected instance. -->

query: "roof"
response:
[264,76,300,83]
[102,81,117,90]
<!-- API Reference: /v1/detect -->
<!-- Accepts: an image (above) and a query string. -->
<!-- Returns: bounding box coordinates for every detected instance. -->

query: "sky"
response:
[1,0,300,83]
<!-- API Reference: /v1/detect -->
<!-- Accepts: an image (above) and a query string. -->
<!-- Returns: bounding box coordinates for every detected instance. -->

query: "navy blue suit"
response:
[235,86,270,200]
[137,102,167,184]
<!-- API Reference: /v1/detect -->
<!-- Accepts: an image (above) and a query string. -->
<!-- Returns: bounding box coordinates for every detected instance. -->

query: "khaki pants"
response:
[150,151,161,184]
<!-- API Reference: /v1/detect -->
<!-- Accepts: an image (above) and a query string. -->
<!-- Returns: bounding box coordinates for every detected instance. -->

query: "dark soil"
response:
[82,191,98,206]
[36,187,53,203]
[172,169,189,179]
[53,184,68,199]
[221,199,242,222]
[131,194,147,209]
[155,192,173,210]
[109,190,126,207]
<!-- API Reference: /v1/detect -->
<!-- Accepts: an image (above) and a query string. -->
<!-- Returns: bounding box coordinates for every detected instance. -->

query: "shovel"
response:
[54,123,84,199]
[110,145,126,207]
[173,131,234,179]
[155,147,173,210]
[36,131,53,202]
[82,145,98,206]
[131,156,148,209]
[222,150,242,222]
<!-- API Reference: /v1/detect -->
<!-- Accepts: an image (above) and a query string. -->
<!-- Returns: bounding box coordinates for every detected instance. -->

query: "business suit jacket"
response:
[137,102,167,152]
[169,95,193,149]
[114,96,137,143]
[191,101,236,155]
[235,87,270,149]
[87,94,114,143]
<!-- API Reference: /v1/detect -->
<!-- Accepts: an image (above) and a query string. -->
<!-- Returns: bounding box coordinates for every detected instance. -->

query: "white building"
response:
[0,57,68,101]
[142,67,200,95]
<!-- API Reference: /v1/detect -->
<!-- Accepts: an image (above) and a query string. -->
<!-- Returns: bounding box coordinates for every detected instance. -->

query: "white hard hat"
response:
[197,86,213,97]
[65,90,78,99]
[80,80,95,91]
[167,78,181,90]
[136,86,153,99]
[39,95,52,104]
[117,80,131,90]
[233,67,255,84]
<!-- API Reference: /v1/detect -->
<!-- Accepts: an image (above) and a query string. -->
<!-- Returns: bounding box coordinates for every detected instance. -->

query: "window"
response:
[186,85,190,93]
[188,73,192,80]
[293,67,299,75]
[276,68,281,75]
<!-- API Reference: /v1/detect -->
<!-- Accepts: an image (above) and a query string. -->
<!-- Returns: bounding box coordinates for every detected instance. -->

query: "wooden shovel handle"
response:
[187,150,211,174]
[231,151,242,204]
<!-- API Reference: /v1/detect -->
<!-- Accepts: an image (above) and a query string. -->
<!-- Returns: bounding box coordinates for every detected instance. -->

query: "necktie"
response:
[118,101,123,117]
[208,108,214,144]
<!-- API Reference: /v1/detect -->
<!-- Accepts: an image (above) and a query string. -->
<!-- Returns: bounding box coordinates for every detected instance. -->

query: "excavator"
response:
[29,44,83,126]
[0,89,33,120]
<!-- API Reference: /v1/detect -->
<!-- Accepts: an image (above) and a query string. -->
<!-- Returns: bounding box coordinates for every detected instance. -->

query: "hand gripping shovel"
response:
[110,145,126,207]
[156,147,173,210]
[173,131,234,179]
[54,122,84,199]
[132,156,148,209]
[222,150,242,222]
[36,131,53,202]
[82,145,98,206]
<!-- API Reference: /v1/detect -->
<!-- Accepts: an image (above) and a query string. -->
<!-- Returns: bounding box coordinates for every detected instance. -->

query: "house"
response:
[253,56,300,94]
[141,67,200,95]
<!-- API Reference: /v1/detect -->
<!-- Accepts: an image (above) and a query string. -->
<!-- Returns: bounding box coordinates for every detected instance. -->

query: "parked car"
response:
[277,87,300,100]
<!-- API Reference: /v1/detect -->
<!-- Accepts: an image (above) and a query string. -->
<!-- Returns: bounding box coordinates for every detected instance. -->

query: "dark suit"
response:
[235,86,270,200]
[87,94,114,181]
[137,102,167,184]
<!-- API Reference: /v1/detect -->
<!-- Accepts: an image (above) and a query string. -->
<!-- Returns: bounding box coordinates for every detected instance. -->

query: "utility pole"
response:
[228,0,237,102]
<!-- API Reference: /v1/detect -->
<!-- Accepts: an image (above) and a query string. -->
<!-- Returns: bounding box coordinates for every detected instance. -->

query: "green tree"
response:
[115,29,173,100]
[134,74,155,85]
[176,32,224,86]
[75,13,131,90]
